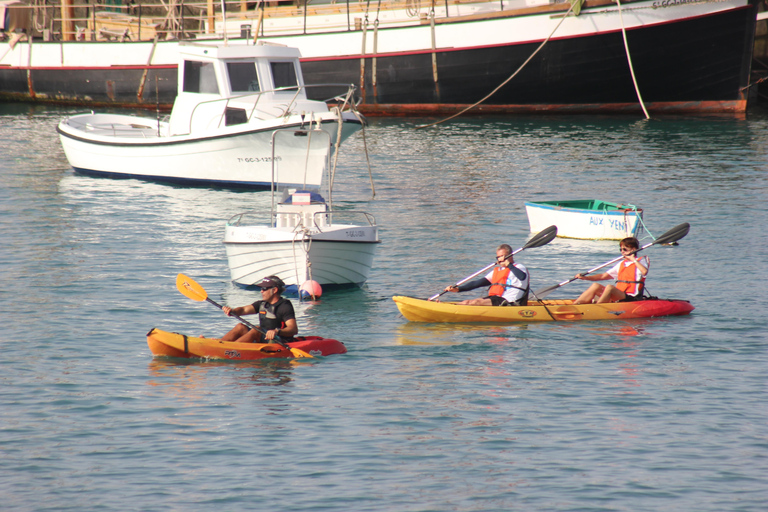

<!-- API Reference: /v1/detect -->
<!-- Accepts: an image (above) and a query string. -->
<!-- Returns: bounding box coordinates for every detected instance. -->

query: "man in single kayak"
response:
[220,276,299,343]
[574,236,649,304]
[441,244,530,306]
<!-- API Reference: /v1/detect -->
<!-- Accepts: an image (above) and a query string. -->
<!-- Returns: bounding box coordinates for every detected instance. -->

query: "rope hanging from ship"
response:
[359,0,384,102]
[328,86,375,200]
[417,0,656,129]
[406,0,421,18]
[616,0,650,119]
[354,109,376,200]
[415,0,578,129]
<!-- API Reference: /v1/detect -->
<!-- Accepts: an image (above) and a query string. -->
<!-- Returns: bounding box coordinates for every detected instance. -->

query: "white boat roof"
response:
[177,42,302,61]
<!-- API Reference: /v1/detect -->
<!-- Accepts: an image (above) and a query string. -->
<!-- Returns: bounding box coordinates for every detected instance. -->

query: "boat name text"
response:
[589,216,628,231]
[652,0,701,9]
[346,230,367,238]
[237,156,283,163]
[225,350,242,358]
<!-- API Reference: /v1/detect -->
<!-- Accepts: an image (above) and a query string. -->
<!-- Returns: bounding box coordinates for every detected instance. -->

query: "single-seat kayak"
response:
[147,328,347,360]
[392,296,694,323]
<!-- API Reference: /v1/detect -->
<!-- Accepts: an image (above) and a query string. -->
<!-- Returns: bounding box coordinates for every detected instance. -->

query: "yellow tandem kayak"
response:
[392,295,694,323]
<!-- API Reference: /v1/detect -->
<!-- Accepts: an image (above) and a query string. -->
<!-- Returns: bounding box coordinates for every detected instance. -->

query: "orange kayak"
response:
[147,328,346,360]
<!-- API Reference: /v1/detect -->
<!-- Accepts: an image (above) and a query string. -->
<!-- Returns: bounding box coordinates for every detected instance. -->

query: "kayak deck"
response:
[392,296,694,323]
[147,328,346,360]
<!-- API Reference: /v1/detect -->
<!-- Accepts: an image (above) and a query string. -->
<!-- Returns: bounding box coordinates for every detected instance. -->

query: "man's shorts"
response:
[487,296,523,307]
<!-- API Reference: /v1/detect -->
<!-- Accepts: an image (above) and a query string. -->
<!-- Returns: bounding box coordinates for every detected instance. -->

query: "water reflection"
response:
[146,357,301,389]
[393,321,529,346]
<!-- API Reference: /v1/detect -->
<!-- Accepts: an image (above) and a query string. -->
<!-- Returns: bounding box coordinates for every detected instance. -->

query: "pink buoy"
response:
[299,280,323,300]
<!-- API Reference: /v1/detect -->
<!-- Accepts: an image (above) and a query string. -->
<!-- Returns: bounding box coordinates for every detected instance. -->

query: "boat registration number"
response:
[237,156,282,163]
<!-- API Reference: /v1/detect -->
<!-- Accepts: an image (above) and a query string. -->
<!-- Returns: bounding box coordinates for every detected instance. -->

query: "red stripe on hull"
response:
[358,100,749,116]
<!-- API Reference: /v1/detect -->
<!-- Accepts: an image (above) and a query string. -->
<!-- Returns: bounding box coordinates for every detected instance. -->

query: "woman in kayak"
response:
[574,237,649,304]
[441,244,529,306]
[220,276,299,343]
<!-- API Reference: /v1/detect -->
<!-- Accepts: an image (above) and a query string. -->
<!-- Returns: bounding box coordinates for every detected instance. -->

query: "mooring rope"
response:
[352,109,376,199]
[291,226,314,302]
[416,0,576,129]
[329,106,344,208]
[616,0,649,119]
[620,203,656,241]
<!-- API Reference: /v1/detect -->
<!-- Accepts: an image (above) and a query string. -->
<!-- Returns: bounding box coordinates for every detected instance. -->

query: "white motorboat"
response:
[224,186,380,294]
[525,200,644,240]
[57,41,364,189]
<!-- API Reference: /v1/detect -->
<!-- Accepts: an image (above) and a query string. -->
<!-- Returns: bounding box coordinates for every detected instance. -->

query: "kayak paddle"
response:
[175,273,313,359]
[533,222,690,299]
[428,225,558,301]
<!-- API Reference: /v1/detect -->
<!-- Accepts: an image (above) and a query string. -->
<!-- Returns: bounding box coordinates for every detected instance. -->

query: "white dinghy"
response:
[224,138,379,294]
[525,200,644,240]
[57,41,363,189]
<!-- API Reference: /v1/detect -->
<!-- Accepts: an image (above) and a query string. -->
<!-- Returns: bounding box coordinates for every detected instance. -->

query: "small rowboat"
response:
[524,200,643,240]
[147,328,346,360]
[392,296,694,323]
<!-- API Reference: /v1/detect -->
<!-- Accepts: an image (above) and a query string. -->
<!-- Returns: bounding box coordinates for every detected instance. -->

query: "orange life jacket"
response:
[616,261,645,297]
[488,267,511,296]
[488,266,528,298]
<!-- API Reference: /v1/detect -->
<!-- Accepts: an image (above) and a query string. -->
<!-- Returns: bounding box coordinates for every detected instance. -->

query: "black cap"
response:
[256,276,285,292]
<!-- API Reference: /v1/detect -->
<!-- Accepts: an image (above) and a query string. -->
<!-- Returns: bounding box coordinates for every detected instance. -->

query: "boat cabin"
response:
[168,42,330,136]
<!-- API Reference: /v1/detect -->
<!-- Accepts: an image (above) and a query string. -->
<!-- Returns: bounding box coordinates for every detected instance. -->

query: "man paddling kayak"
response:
[220,276,299,343]
[441,244,530,306]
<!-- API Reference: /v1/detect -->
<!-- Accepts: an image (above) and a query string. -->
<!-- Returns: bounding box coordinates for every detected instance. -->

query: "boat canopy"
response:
[169,42,325,136]
[281,190,326,204]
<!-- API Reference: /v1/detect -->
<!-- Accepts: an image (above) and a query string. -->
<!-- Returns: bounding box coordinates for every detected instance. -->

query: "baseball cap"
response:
[256,276,285,292]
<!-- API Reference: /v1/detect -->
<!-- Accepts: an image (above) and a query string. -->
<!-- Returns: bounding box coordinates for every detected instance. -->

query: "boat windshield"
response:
[270,61,298,90]
[182,61,219,94]
[227,62,260,93]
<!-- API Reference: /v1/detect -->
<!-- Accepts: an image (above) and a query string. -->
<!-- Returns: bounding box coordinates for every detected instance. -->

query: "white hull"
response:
[57,112,358,188]
[525,202,643,240]
[0,0,755,114]
[224,223,379,289]
[55,43,364,189]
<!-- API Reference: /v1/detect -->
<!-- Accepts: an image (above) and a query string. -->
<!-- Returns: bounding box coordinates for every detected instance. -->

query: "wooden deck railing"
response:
[0,0,579,42]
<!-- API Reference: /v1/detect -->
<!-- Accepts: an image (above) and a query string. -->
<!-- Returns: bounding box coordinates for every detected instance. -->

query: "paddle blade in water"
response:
[290,348,313,358]
[176,273,208,302]
[532,284,561,299]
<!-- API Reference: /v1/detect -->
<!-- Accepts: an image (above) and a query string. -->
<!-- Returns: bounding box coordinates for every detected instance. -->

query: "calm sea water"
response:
[1,103,766,512]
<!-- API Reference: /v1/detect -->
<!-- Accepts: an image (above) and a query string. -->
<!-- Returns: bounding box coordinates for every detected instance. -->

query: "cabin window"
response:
[270,61,298,90]
[227,62,260,93]
[182,60,219,94]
